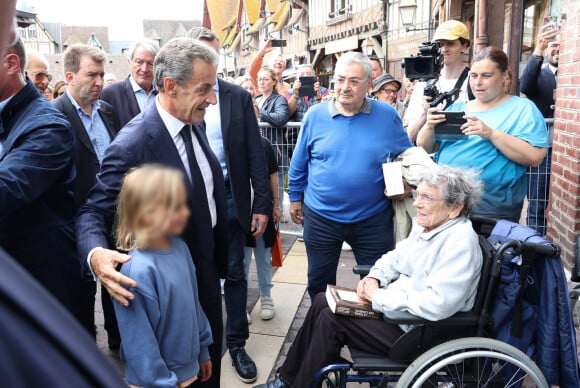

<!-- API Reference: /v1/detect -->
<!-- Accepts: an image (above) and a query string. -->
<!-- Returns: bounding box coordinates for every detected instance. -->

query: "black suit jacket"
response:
[217,78,271,232]
[519,55,557,119]
[52,95,119,209]
[75,101,228,277]
[100,76,142,128]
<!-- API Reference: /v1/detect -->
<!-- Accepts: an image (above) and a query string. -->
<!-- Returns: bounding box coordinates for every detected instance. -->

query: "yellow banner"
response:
[243,0,262,25]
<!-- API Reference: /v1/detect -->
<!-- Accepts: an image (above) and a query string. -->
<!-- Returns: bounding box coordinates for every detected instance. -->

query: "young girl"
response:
[113,164,212,388]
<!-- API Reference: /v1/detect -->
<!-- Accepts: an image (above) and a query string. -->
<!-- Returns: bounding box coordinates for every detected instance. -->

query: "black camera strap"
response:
[455,67,475,101]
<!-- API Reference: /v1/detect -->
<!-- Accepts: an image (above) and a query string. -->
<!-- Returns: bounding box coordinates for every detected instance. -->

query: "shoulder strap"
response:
[454,67,475,101]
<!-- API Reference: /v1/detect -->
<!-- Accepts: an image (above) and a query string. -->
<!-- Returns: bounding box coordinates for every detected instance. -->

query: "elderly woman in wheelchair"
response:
[256,165,485,388]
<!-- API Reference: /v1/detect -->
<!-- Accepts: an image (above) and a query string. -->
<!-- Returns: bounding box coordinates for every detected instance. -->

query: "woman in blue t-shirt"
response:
[417,46,549,221]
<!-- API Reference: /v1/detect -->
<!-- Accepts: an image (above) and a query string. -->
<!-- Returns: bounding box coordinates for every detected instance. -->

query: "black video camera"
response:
[403,41,460,109]
[403,41,442,81]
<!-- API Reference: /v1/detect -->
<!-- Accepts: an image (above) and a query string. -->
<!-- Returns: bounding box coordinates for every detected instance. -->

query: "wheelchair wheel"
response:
[397,337,548,387]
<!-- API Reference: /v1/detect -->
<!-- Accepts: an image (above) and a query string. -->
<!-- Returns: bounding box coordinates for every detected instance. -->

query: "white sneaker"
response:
[246,311,252,325]
[342,242,352,251]
[260,296,275,320]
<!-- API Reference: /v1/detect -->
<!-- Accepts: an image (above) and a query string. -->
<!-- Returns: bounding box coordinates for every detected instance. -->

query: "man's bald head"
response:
[25,51,51,94]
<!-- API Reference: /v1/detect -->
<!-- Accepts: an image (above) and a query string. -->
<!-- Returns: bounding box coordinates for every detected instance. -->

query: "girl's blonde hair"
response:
[115,164,186,251]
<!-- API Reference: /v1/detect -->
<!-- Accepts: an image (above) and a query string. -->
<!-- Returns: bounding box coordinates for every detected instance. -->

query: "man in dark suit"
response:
[520,23,559,236]
[0,38,82,319]
[100,39,159,128]
[186,27,271,384]
[76,38,227,388]
[52,43,120,343]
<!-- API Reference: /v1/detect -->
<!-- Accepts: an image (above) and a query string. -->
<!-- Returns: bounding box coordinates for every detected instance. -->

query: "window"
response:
[28,24,37,38]
[329,0,350,18]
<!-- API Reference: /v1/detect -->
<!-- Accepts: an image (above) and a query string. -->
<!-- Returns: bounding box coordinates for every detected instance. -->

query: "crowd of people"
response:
[0,1,560,385]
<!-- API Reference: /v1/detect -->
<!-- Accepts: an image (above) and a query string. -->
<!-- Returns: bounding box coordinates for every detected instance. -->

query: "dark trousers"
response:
[224,194,249,348]
[279,294,403,387]
[101,283,120,344]
[527,148,552,236]
[79,280,96,338]
[302,204,394,300]
[192,243,223,388]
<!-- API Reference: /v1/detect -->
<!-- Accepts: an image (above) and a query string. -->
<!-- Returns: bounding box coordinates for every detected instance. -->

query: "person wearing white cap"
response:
[404,20,471,143]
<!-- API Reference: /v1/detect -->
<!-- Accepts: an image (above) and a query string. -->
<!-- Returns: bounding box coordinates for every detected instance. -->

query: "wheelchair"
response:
[308,216,561,388]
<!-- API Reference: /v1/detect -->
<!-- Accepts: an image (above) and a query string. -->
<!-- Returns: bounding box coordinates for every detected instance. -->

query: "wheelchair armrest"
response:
[352,265,372,275]
[383,311,479,326]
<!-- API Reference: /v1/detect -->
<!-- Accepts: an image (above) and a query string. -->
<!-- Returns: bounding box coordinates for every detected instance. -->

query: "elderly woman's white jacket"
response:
[368,216,482,323]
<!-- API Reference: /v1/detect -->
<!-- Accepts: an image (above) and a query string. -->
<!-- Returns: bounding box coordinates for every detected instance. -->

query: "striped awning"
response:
[284,7,303,29]
[226,34,241,53]
[269,1,290,32]
[222,25,239,47]
[246,17,265,34]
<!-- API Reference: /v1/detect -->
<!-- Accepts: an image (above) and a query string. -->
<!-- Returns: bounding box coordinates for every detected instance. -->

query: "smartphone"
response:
[434,111,467,140]
[271,39,287,48]
[299,76,316,97]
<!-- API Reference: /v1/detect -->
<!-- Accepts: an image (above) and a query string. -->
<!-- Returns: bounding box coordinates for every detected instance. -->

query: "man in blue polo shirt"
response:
[288,51,412,300]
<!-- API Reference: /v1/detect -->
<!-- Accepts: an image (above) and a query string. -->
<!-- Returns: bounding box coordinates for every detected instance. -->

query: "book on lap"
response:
[326,285,380,320]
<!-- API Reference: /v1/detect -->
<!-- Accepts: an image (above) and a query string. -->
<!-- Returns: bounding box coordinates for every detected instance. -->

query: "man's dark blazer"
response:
[0,80,82,319]
[519,55,557,119]
[52,94,119,209]
[75,101,227,387]
[217,78,271,231]
[0,247,125,387]
[100,76,142,128]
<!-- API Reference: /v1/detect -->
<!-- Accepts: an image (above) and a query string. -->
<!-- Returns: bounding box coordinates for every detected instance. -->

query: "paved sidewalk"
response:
[96,236,580,386]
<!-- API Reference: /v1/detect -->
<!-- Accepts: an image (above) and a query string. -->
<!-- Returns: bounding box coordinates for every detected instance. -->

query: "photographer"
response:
[404,20,471,143]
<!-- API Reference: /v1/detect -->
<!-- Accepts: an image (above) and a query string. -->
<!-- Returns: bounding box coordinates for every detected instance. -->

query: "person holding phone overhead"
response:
[417,46,549,221]
[250,39,291,96]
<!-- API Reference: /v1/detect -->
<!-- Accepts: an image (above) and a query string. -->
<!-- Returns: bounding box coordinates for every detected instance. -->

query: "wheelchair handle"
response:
[497,239,560,258]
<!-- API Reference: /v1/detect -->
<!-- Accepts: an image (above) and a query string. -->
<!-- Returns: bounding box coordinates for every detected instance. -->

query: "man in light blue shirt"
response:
[52,43,119,344]
[101,39,159,128]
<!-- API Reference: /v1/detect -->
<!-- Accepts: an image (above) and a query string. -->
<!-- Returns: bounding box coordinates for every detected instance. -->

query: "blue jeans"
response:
[224,195,249,348]
[244,236,273,297]
[527,148,552,236]
[302,204,394,300]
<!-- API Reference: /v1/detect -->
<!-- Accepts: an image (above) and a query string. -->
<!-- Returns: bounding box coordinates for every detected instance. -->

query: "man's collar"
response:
[155,97,187,141]
[129,75,155,94]
[328,97,372,118]
[66,90,100,115]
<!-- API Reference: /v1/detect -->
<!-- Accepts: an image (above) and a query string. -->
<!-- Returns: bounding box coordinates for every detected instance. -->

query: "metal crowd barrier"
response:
[258,118,554,238]
[259,122,304,237]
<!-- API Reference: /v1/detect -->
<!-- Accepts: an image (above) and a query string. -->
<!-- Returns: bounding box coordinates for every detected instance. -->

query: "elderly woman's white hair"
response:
[418,165,483,216]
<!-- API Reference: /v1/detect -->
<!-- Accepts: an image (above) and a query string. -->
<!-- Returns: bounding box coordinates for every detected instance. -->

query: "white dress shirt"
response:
[155,98,217,227]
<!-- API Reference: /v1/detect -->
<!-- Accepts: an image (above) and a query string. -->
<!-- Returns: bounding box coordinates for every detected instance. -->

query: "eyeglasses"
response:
[380,88,398,95]
[333,76,368,88]
[412,190,444,203]
[29,71,52,82]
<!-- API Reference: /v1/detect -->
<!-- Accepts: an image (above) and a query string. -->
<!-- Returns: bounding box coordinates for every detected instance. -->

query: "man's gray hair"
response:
[336,51,372,80]
[127,39,160,60]
[153,37,218,92]
[185,27,219,43]
[418,165,483,217]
